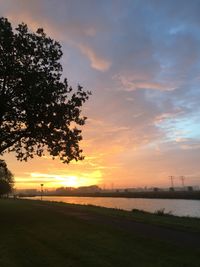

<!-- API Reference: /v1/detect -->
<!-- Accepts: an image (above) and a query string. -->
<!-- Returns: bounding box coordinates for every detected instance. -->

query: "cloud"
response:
[1,0,200,187]
[3,1,111,72]
[77,43,111,71]
[115,74,178,91]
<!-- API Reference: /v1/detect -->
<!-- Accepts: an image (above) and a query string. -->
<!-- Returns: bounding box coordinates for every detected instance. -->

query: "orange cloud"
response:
[115,73,178,91]
[77,43,111,71]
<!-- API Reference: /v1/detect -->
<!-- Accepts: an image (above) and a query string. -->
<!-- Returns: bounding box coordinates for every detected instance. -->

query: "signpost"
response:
[40,184,44,200]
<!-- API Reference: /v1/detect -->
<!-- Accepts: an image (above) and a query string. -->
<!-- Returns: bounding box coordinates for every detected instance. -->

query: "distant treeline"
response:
[86,191,200,200]
[20,190,200,200]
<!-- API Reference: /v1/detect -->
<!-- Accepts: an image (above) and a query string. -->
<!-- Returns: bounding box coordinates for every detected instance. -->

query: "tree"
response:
[0,160,14,197]
[0,17,91,163]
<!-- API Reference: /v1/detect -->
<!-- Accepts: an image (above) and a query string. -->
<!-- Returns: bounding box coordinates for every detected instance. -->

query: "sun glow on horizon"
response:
[60,175,80,187]
[14,171,103,189]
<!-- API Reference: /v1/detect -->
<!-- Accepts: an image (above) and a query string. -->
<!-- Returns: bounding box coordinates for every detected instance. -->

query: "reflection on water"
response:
[26,196,200,218]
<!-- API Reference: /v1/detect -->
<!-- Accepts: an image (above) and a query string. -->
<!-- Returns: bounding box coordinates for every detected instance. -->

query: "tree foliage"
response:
[0,160,14,197]
[0,17,90,163]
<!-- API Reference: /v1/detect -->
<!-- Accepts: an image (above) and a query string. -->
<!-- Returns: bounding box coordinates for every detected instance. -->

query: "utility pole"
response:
[111,183,114,191]
[180,176,185,190]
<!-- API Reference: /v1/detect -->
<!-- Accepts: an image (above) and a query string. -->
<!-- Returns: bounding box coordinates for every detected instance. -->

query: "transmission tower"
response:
[169,175,175,188]
[180,176,185,189]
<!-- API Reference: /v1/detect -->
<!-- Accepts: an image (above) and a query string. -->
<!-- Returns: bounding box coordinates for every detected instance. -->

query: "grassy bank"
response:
[0,199,200,267]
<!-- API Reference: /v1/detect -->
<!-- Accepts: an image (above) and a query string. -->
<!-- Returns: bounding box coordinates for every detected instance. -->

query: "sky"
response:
[0,0,200,190]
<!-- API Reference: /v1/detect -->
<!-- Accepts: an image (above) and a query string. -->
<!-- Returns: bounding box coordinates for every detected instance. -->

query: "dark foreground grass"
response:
[0,199,199,267]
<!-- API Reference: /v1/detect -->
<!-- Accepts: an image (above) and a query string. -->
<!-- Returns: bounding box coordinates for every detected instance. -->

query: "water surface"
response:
[26,196,200,218]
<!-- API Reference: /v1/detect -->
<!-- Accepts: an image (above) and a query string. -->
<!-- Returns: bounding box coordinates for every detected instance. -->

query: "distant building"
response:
[153,187,159,192]
[187,186,193,192]
[76,185,101,193]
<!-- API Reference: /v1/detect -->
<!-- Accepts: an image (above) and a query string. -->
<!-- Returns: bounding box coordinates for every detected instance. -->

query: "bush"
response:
[154,208,173,216]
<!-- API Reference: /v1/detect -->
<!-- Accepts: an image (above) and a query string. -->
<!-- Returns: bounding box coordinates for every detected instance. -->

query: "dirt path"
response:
[38,202,200,249]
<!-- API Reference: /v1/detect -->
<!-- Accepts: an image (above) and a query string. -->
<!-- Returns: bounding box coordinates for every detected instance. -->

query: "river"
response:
[25,196,200,218]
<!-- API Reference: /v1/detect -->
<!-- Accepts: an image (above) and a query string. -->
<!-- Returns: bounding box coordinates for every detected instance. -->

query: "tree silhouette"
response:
[0,17,91,163]
[0,160,14,197]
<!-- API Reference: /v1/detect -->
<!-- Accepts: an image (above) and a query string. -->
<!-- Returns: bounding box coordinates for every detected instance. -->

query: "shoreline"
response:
[29,197,200,228]
[19,190,200,200]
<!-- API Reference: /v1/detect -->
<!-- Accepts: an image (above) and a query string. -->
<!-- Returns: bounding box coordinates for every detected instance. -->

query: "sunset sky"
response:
[0,0,200,190]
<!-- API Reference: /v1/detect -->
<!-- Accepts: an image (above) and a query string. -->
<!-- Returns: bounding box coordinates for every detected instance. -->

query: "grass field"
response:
[0,199,200,267]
